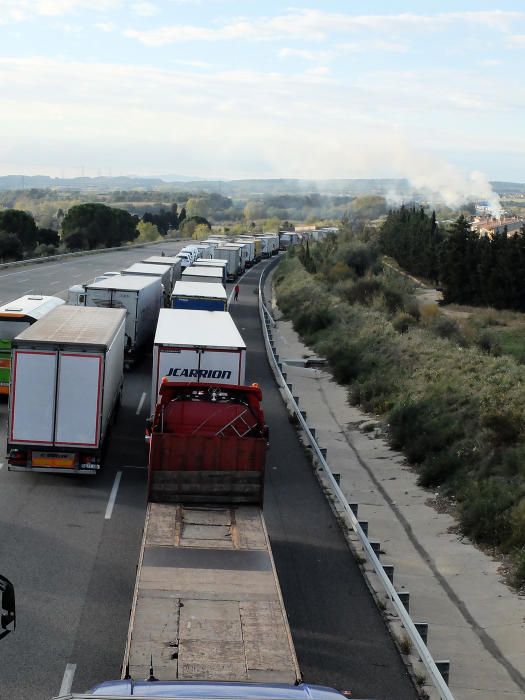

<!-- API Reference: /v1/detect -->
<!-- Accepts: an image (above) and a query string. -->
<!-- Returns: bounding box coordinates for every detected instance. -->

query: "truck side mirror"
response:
[0,575,15,640]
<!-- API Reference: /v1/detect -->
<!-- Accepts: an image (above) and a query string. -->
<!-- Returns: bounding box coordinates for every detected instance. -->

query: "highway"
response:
[0,245,416,700]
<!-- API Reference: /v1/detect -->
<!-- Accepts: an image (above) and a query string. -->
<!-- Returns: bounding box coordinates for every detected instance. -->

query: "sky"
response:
[1,1,524,196]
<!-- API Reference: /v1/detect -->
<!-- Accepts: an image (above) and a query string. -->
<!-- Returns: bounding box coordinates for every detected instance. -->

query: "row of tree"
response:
[379,206,442,283]
[142,203,184,234]
[0,209,60,259]
[380,206,525,311]
[0,200,215,261]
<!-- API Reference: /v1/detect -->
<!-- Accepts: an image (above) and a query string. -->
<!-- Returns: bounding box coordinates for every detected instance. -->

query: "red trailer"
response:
[146,380,268,503]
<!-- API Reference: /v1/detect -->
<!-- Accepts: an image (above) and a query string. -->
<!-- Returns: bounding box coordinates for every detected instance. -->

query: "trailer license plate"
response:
[32,452,77,468]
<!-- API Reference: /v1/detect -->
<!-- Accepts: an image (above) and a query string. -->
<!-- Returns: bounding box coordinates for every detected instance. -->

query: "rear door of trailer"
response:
[10,349,104,455]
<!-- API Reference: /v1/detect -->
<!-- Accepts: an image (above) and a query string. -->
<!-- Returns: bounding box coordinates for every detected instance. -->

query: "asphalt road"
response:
[0,248,416,700]
[0,239,187,700]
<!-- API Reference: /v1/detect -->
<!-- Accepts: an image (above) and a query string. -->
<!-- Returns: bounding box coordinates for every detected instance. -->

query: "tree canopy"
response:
[0,209,38,251]
[61,203,139,250]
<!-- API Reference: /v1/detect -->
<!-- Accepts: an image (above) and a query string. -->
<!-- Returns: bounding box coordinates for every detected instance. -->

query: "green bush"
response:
[460,479,515,547]
[382,288,405,315]
[392,312,417,334]
[320,337,363,384]
[418,448,463,488]
[499,445,525,478]
[342,242,379,277]
[386,396,467,466]
[511,549,525,588]
[293,301,334,337]
[477,331,501,355]
[431,316,464,343]
[481,410,522,447]
[273,244,525,585]
[350,376,397,412]
[343,277,383,305]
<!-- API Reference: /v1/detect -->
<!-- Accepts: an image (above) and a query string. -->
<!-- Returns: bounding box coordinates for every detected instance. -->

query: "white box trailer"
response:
[238,236,260,262]
[235,239,254,266]
[84,275,162,367]
[257,233,279,257]
[171,281,228,311]
[202,239,221,252]
[151,309,246,413]
[195,243,213,259]
[255,235,271,258]
[141,256,182,287]
[214,245,241,279]
[181,267,225,285]
[121,262,172,295]
[194,259,228,283]
[7,306,126,475]
[279,232,299,249]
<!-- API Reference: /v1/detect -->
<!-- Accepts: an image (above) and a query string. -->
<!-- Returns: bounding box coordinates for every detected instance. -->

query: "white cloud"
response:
[508,35,525,47]
[479,58,502,66]
[337,40,407,53]
[0,0,121,22]
[279,48,332,62]
[123,9,525,47]
[131,2,158,17]
[94,22,115,32]
[174,59,211,68]
[305,66,330,77]
[0,55,523,187]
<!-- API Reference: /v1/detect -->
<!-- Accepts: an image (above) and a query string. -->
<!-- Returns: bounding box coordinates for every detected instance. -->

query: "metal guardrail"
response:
[0,237,183,271]
[257,256,454,700]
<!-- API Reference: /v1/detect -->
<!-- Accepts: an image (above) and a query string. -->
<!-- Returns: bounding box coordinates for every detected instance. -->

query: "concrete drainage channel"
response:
[258,256,454,700]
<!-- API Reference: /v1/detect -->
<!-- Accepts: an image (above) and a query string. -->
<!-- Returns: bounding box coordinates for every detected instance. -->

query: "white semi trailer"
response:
[84,275,163,367]
[150,308,246,413]
[7,306,125,475]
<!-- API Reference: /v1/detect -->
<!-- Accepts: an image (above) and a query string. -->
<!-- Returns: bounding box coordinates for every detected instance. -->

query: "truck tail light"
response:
[80,454,100,469]
[8,449,28,466]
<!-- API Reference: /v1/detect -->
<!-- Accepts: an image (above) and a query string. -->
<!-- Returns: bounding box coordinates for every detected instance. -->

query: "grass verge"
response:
[275,234,525,587]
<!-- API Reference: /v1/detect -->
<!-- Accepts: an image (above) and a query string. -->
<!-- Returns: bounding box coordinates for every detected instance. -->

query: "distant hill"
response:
[1,174,524,198]
[0,175,167,191]
[0,175,412,195]
[491,181,525,194]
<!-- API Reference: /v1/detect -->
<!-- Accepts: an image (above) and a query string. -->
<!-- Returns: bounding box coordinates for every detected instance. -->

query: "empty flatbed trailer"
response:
[123,503,300,684]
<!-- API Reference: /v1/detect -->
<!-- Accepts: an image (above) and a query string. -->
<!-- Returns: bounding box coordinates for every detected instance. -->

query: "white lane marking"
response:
[24,289,34,294]
[105,471,122,520]
[59,663,77,696]
[136,392,146,415]
[49,281,62,286]
[0,463,4,470]
[18,277,30,282]
[0,265,60,279]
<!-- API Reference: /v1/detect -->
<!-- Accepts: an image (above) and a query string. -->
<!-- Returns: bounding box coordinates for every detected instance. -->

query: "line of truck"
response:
[1,230,333,475]
[48,231,349,700]
[2,226,354,700]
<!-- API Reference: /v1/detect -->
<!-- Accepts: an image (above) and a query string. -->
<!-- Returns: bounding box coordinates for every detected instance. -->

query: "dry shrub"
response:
[419,303,440,323]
